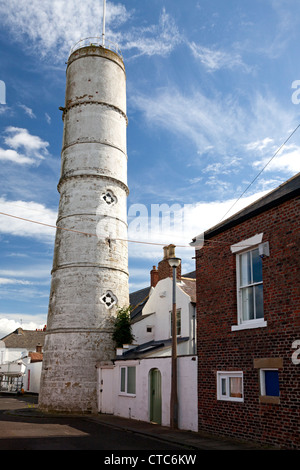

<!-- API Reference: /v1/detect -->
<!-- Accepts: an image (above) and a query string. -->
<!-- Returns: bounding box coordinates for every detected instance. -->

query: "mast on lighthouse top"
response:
[69,0,122,58]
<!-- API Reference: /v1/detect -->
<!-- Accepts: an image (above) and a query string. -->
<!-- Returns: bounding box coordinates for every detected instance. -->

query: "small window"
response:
[170,308,181,337]
[146,326,152,333]
[260,369,280,397]
[120,366,136,395]
[217,372,243,402]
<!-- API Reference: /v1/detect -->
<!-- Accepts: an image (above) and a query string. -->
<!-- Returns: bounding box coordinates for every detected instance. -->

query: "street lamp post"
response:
[168,256,181,430]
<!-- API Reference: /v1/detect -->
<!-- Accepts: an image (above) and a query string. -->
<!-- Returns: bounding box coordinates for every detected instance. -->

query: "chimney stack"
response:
[150,265,159,287]
[154,244,181,284]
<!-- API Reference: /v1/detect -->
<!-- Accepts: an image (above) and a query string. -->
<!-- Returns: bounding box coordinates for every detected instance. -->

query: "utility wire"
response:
[0,210,190,248]
[0,209,263,249]
[1,125,298,250]
[219,123,300,223]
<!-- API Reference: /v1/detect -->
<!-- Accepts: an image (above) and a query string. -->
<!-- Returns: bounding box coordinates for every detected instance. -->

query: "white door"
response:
[99,367,114,414]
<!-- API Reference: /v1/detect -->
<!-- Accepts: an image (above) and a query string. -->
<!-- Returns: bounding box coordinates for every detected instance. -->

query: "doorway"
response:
[99,367,114,414]
[149,368,162,425]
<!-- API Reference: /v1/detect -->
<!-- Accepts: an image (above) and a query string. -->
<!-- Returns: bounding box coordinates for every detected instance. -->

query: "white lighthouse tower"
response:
[39,18,129,412]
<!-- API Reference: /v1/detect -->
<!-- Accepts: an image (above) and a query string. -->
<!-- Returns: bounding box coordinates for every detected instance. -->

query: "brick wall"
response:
[150,245,182,287]
[196,196,300,449]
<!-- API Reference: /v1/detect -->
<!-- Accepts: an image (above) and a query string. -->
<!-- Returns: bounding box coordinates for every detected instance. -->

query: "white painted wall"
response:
[132,278,196,355]
[0,348,27,363]
[98,355,198,432]
[0,347,42,394]
[24,361,42,394]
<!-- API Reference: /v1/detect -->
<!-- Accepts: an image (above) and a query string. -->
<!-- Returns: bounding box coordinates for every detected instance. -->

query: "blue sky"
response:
[0,0,299,337]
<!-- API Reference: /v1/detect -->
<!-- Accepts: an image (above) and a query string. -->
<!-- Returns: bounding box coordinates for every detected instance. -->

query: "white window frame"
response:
[217,371,244,402]
[119,365,136,396]
[259,368,280,397]
[231,234,267,331]
[237,248,263,320]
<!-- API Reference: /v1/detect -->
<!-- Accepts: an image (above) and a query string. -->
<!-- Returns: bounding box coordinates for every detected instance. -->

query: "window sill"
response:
[217,397,244,403]
[259,395,280,405]
[231,320,267,332]
[119,393,136,398]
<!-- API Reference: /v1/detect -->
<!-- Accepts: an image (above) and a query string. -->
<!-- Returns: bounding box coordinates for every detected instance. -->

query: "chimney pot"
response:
[150,265,159,287]
[157,245,181,282]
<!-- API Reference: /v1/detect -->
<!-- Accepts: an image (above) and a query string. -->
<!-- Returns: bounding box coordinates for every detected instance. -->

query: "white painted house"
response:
[97,245,198,431]
[0,327,45,394]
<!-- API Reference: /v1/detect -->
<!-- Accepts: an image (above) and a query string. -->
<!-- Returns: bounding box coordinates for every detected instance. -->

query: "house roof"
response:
[130,286,152,321]
[194,172,300,240]
[129,271,196,321]
[182,271,196,279]
[1,327,46,351]
[116,337,190,360]
[179,277,196,303]
[131,311,155,325]
[28,351,43,363]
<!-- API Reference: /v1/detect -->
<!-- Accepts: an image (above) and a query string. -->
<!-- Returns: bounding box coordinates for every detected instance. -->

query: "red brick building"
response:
[194,173,300,449]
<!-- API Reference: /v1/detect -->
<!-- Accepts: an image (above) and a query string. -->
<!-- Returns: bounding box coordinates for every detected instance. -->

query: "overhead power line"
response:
[0,209,266,250]
[0,210,191,248]
[1,124,298,250]
[219,123,300,222]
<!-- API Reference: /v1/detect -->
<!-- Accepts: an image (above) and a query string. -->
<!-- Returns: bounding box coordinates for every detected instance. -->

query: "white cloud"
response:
[127,188,273,292]
[0,0,131,61]
[0,197,57,241]
[0,127,49,165]
[202,156,242,176]
[18,104,36,119]
[245,138,274,152]
[131,87,230,154]
[253,144,300,174]
[189,42,250,72]
[4,127,48,155]
[0,278,32,285]
[132,86,300,172]
[127,189,269,260]
[45,113,51,124]
[0,268,49,279]
[121,8,182,58]
[0,148,36,165]
[0,1,182,61]
[0,316,47,339]
[0,264,52,314]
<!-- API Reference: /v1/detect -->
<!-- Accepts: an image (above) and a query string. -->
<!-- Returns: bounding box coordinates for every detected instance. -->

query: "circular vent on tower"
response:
[101,190,117,205]
[100,290,117,309]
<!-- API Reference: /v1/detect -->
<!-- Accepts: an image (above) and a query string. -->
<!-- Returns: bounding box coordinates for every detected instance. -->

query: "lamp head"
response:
[168,257,181,268]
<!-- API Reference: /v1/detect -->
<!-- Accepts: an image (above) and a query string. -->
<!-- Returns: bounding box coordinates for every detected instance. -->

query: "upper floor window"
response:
[231,234,267,331]
[238,247,264,322]
[170,308,181,337]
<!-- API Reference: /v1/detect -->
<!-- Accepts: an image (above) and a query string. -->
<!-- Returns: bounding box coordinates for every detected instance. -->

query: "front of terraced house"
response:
[193,173,300,450]
[97,245,198,432]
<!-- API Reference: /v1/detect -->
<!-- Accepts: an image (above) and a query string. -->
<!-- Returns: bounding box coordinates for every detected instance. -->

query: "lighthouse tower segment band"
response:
[39,44,129,413]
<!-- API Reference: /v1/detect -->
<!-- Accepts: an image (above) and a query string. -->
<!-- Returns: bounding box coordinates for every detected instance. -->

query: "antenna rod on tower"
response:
[102,0,106,47]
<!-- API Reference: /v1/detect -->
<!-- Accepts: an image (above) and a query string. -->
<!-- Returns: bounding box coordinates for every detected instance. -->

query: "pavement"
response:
[91,413,273,450]
[2,394,276,451]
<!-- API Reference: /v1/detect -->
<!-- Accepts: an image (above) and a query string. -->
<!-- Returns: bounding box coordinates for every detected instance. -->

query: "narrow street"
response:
[0,395,192,452]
